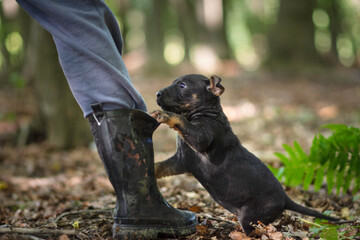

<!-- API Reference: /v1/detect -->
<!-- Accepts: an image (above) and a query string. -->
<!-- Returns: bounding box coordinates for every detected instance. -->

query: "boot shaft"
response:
[88,106,197,238]
[89,108,161,217]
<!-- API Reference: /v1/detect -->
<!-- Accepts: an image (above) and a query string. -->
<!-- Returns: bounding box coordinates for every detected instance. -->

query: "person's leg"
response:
[16,0,146,117]
[16,0,197,238]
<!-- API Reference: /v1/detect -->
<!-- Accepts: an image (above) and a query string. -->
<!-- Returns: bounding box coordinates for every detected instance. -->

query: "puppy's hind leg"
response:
[237,211,256,235]
[237,203,283,235]
[155,155,186,179]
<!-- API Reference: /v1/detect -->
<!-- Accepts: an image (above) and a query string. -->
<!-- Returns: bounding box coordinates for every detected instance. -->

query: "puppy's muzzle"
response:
[156,90,166,109]
[156,91,162,99]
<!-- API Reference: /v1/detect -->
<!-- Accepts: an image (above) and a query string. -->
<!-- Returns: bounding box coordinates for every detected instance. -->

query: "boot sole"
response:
[112,221,197,239]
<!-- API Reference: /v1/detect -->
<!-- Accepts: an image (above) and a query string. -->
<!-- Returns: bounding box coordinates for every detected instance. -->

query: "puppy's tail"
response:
[284,197,340,222]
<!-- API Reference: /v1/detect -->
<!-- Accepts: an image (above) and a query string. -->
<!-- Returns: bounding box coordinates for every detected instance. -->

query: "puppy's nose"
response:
[156,91,161,99]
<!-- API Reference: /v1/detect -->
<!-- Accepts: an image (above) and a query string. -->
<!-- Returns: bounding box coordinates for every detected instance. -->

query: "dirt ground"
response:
[0,69,359,239]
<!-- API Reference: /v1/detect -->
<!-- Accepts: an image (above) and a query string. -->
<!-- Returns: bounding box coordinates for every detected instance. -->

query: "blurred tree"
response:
[144,0,168,71]
[220,0,233,59]
[30,23,92,149]
[326,0,342,62]
[0,3,9,84]
[116,0,130,53]
[175,0,232,60]
[267,0,323,70]
[200,0,232,59]
[175,0,201,61]
[0,5,29,85]
[320,0,358,67]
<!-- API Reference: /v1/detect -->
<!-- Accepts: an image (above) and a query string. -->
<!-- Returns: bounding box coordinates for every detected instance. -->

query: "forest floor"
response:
[0,69,360,239]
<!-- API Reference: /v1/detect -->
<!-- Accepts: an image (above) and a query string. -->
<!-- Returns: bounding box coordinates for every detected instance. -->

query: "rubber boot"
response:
[88,104,197,239]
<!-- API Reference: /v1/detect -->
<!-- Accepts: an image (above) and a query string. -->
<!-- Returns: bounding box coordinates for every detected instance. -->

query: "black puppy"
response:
[151,74,340,235]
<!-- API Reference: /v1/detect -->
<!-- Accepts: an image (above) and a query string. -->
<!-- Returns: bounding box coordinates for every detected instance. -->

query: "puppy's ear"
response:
[207,75,225,96]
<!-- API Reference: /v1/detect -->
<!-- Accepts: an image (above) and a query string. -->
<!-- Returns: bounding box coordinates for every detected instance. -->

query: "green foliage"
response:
[9,72,26,89]
[308,218,360,240]
[273,124,360,195]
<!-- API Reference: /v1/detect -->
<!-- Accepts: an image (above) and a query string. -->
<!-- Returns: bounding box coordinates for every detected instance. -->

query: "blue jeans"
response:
[16,0,147,117]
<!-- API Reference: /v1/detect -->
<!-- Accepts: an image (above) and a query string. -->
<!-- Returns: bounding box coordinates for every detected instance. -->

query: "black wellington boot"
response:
[88,104,197,239]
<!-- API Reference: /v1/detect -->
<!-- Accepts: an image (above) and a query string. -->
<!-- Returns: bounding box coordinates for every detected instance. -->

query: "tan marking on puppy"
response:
[164,116,186,138]
[165,116,184,129]
[151,110,185,138]
[181,94,198,109]
[155,162,178,178]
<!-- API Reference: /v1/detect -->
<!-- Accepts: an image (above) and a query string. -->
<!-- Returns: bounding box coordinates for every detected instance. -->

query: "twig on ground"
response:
[54,208,112,224]
[298,218,323,227]
[29,235,46,240]
[198,213,238,225]
[0,227,76,235]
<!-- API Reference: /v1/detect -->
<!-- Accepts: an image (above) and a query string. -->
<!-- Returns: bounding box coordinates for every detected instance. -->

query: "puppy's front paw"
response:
[151,110,185,132]
[150,110,171,124]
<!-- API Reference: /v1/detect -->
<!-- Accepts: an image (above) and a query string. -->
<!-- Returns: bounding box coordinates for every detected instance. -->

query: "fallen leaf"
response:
[185,192,200,198]
[268,231,283,240]
[229,231,251,240]
[320,227,338,240]
[347,228,358,237]
[249,228,266,237]
[196,225,208,235]
[188,205,202,213]
[72,221,79,229]
[0,181,8,190]
[340,207,350,218]
[265,224,277,232]
[58,235,70,240]
[261,235,269,240]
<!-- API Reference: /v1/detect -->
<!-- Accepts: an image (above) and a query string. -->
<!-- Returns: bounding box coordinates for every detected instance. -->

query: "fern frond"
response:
[274,124,360,195]
[294,141,308,163]
[314,166,326,191]
[303,167,315,190]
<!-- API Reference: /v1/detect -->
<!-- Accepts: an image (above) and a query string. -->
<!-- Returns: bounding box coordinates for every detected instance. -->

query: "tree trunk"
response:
[32,24,92,149]
[0,5,30,85]
[200,0,232,59]
[175,0,232,62]
[327,0,341,62]
[176,0,201,61]
[144,0,169,72]
[267,0,322,70]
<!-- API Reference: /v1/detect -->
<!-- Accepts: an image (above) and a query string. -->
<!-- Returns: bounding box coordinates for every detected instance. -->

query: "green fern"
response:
[308,218,360,240]
[272,124,360,195]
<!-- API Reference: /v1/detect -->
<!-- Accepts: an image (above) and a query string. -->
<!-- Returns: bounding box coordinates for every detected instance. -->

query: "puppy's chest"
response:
[177,138,232,202]
[177,138,220,178]
[178,138,208,165]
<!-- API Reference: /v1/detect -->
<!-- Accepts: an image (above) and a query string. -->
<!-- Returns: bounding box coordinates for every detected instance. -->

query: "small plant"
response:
[272,124,360,195]
[306,218,360,240]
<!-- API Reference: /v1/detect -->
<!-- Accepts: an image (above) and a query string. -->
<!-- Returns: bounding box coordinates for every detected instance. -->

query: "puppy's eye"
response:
[179,82,187,89]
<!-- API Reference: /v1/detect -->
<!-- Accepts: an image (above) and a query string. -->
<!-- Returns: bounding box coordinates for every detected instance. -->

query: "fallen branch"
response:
[299,218,323,228]
[54,208,112,223]
[198,213,238,225]
[0,227,76,235]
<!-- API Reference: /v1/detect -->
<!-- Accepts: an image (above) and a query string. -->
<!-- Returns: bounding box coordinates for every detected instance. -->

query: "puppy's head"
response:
[156,74,224,115]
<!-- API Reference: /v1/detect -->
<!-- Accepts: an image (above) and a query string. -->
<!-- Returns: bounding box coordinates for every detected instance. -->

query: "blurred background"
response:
[0,0,359,152]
